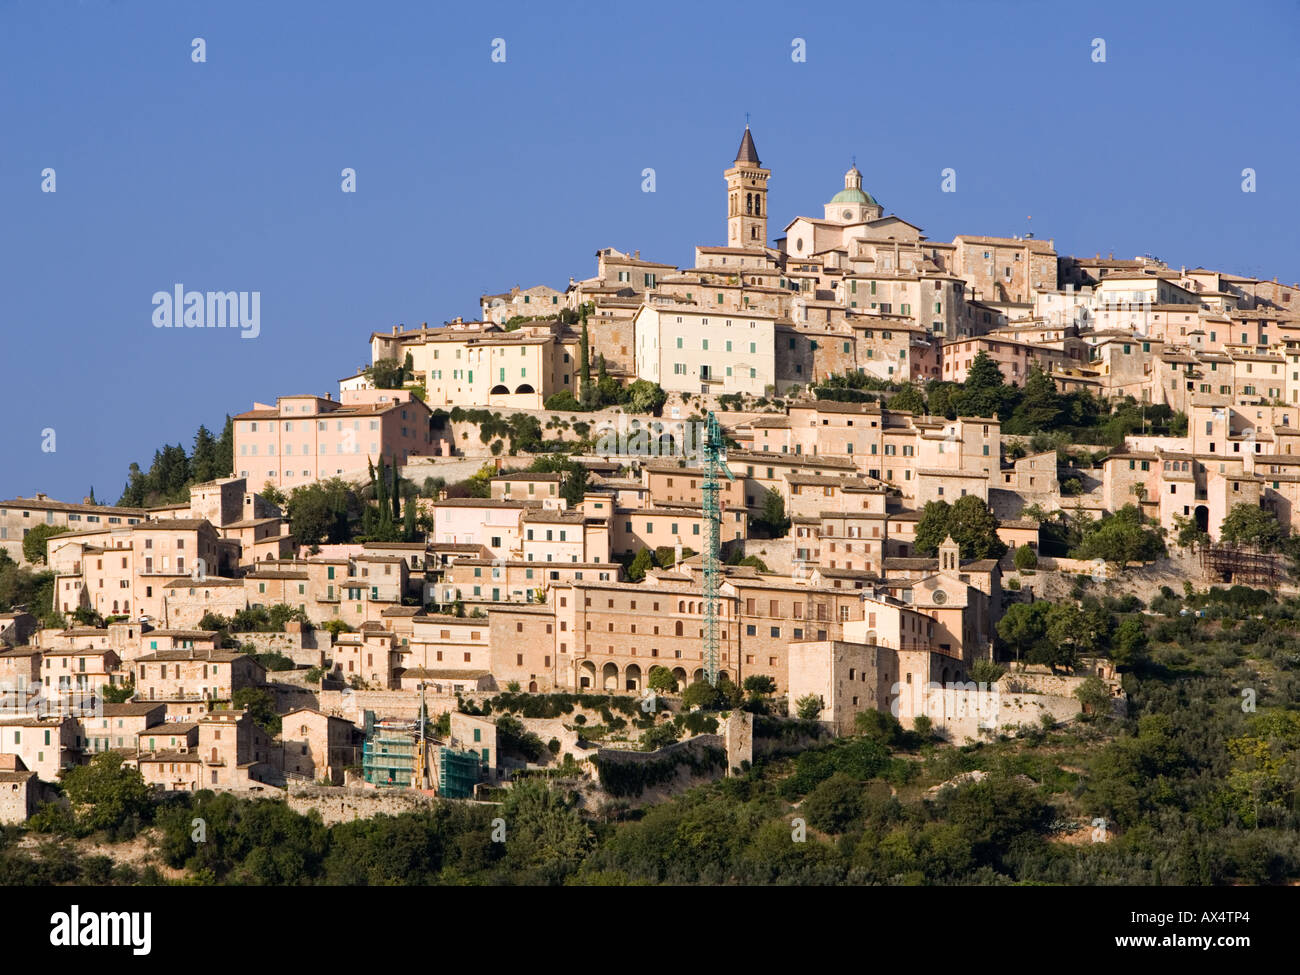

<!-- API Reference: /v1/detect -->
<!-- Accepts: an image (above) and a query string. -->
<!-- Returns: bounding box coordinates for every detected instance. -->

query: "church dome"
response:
[830,186,876,205]
[830,165,876,206]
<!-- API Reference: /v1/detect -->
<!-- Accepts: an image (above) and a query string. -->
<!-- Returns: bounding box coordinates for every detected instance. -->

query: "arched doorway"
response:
[602,662,619,691]
[579,661,596,689]
[1194,505,1209,533]
[625,664,641,692]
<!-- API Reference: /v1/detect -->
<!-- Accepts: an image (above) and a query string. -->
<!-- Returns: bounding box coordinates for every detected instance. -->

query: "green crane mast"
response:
[701,412,734,686]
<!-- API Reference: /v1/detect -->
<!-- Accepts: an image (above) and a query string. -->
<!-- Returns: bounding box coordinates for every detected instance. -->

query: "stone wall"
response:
[593,733,727,798]
[319,687,460,723]
[722,711,753,773]
[286,785,442,826]
[234,630,327,667]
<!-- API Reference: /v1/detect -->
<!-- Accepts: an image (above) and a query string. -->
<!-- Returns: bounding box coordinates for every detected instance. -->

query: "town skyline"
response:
[4,0,1299,501]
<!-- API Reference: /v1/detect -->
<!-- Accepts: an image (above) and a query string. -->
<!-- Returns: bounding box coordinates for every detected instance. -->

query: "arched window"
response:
[746,193,752,215]
[754,196,761,216]
[675,621,684,637]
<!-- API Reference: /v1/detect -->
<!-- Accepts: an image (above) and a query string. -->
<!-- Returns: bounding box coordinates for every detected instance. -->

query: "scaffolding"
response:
[1200,545,1284,588]
[362,727,417,788]
[701,412,734,686]
[438,746,483,799]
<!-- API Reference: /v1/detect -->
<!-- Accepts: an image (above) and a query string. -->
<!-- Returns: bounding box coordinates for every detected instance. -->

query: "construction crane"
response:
[413,681,431,790]
[701,412,734,686]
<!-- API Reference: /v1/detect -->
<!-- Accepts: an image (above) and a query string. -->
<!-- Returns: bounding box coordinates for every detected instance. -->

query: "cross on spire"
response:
[745,111,750,127]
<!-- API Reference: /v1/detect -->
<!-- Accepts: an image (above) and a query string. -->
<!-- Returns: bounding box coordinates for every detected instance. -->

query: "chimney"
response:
[392,325,399,335]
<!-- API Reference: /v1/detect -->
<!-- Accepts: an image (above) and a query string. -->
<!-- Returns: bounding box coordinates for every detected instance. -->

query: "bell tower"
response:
[725,125,769,248]
[939,535,960,572]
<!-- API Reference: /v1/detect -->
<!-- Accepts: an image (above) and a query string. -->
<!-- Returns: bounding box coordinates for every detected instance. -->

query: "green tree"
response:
[232,686,281,734]
[625,547,654,582]
[578,312,593,409]
[61,752,153,837]
[795,693,823,721]
[1172,513,1210,550]
[191,424,219,483]
[647,665,679,694]
[968,659,1005,683]
[22,524,70,565]
[100,679,135,704]
[1225,711,1300,826]
[286,478,358,548]
[1111,616,1149,669]
[756,488,790,538]
[260,482,287,508]
[801,772,864,833]
[854,708,903,744]
[366,357,407,389]
[886,384,926,414]
[402,494,418,542]
[742,675,777,698]
[1071,504,1165,568]
[1075,675,1113,718]
[1013,544,1038,571]
[997,600,1050,662]
[544,390,580,411]
[500,779,594,883]
[965,351,1004,391]
[625,379,667,415]
[1219,502,1286,552]
[913,500,953,557]
[560,464,589,507]
[915,496,1006,560]
[1004,366,1062,434]
[215,415,235,479]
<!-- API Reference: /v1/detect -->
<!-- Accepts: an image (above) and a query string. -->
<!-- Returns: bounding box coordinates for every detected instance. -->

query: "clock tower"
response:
[725,126,769,247]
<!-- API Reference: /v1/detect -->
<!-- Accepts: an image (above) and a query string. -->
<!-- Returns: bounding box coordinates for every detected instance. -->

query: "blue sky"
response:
[2,0,1298,503]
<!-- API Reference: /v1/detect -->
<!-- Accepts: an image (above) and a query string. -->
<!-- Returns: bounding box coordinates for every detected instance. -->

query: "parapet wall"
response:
[286,785,441,826]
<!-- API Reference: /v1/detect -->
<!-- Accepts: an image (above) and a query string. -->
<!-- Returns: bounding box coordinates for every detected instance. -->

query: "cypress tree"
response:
[579,310,592,409]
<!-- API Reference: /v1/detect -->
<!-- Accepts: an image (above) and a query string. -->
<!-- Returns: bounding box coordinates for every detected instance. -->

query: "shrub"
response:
[1013,545,1038,571]
[794,694,823,721]
[969,659,1006,684]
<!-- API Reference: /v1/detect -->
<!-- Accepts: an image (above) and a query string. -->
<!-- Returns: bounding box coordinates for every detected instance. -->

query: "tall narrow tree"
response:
[215,415,234,477]
[579,310,593,409]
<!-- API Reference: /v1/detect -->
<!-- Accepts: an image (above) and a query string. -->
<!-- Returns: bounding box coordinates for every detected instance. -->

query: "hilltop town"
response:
[2,129,1298,882]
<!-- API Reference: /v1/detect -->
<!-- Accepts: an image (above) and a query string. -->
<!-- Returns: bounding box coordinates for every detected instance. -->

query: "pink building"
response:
[940,336,1069,386]
[233,394,433,490]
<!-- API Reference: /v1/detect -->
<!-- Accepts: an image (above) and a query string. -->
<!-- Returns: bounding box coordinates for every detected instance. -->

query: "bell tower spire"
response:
[725,125,770,248]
